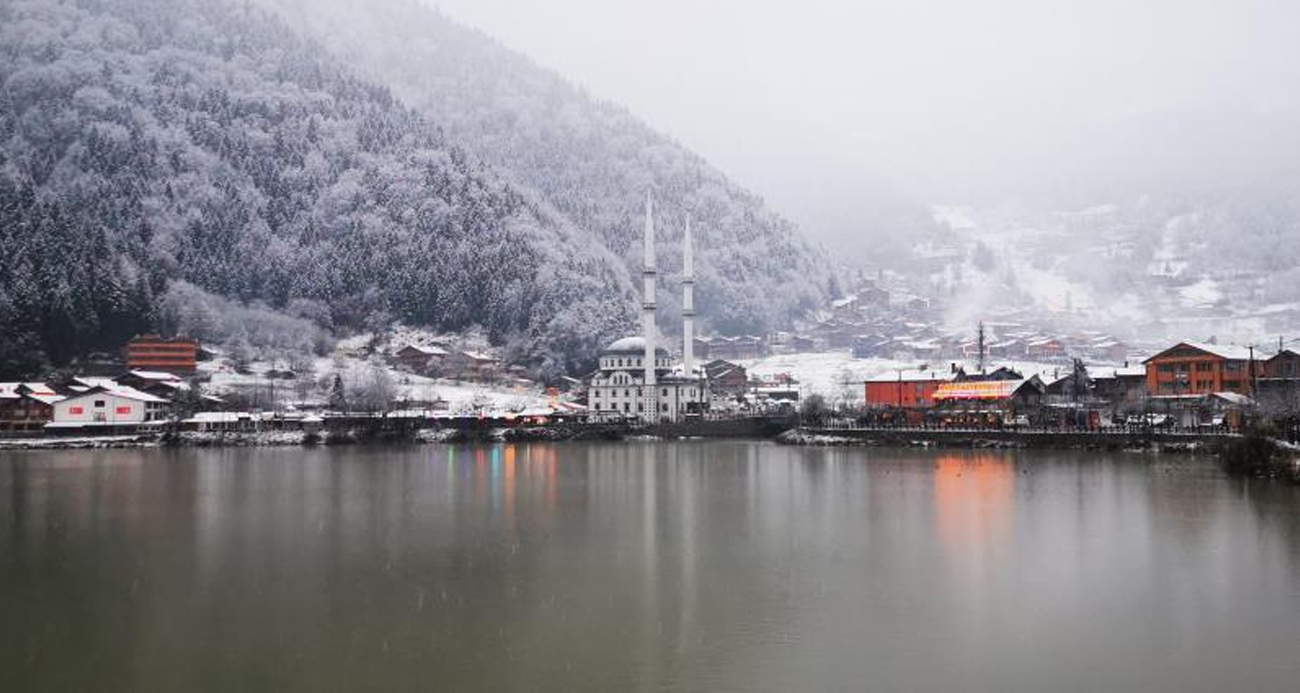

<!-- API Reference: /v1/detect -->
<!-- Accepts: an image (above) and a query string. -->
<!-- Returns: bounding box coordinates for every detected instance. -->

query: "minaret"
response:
[642,193,658,423]
[682,215,696,377]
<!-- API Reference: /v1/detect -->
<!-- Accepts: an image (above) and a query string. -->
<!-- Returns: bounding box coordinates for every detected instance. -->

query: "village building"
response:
[703,359,748,399]
[0,383,65,433]
[394,344,450,373]
[49,384,170,432]
[1143,342,1261,398]
[695,335,768,361]
[1090,366,1148,411]
[444,350,501,382]
[864,368,959,409]
[1256,349,1300,414]
[124,334,200,373]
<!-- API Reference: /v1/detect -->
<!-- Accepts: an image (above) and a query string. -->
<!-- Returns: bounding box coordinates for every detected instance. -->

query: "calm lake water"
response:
[2,442,1299,692]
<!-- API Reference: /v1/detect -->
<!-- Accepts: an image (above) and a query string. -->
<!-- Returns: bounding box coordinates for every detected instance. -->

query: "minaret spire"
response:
[682,214,696,377]
[642,192,658,423]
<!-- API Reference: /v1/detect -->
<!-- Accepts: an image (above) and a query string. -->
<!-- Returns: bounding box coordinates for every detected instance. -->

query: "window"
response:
[94,400,106,408]
[1196,362,1214,372]
[1158,364,1175,373]
[662,388,668,397]
[1225,362,1243,372]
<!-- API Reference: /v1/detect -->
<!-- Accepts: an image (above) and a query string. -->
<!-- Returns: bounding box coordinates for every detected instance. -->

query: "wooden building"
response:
[394,344,449,373]
[124,334,200,374]
[1143,342,1260,398]
[0,383,64,433]
[864,369,957,409]
[703,360,748,397]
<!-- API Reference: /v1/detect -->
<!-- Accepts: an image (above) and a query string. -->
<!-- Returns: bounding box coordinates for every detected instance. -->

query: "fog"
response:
[430,0,1300,244]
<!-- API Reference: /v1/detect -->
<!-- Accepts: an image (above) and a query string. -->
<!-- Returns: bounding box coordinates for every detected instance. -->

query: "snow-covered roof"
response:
[184,412,253,424]
[459,350,500,362]
[129,370,182,382]
[603,336,669,356]
[1145,342,1254,362]
[64,384,168,404]
[865,369,956,384]
[1211,392,1254,407]
[399,344,449,356]
[1091,366,1146,379]
[0,383,64,405]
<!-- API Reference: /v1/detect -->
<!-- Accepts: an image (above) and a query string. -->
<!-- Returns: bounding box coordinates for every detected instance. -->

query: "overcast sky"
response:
[429,0,1300,239]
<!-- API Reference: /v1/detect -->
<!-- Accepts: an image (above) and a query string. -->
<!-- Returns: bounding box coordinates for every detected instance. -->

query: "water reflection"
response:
[2,443,1300,692]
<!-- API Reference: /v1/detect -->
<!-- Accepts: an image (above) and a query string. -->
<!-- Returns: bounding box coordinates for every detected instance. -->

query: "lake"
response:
[2,442,1299,692]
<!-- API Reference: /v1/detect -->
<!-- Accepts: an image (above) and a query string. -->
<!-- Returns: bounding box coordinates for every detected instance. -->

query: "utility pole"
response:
[977,321,986,375]
[1249,345,1258,400]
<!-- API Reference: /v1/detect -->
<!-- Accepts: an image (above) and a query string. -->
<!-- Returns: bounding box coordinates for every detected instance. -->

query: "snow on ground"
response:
[201,339,547,414]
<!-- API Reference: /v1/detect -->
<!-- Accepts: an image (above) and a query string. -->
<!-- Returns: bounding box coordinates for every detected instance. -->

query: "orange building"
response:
[124,334,200,374]
[864,369,956,408]
[1143,342,1261,397]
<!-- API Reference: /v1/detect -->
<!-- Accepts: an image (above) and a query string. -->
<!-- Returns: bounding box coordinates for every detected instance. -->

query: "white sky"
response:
[428,0,1300,238]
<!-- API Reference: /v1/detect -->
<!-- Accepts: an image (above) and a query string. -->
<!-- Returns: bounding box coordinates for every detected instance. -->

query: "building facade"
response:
[50,385,169,430]
[864,369,956,409]
[1143,342,1260,398]
[0,383,64,433]
[125,334,199,373]
[587,196,707,423]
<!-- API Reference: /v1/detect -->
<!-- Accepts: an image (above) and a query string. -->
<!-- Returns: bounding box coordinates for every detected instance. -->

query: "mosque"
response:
[587,196,710,423]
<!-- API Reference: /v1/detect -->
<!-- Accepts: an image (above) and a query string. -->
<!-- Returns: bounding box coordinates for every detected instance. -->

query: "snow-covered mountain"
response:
[253,0,832,336]
[0,0,830,379]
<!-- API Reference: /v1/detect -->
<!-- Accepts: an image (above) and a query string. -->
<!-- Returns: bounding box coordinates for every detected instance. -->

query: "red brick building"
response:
[1143,342,1261,397]
[124,335,200,374]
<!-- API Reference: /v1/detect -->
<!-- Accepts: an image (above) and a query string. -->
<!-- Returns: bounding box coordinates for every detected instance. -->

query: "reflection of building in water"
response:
[933,454,1015,553]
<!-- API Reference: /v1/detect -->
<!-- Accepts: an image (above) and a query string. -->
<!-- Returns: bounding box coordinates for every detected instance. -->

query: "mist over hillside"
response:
[0,0,643,378]
[254,0,832,335]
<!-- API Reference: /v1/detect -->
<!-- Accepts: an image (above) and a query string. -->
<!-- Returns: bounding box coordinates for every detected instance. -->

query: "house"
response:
[182,412,261,433]
[864,368,959,409]
[1143,342,1261,398]
[1091,366,1147,409]
[48,384,170,432]
[704,360,748,398]
[1025,337,1066,361]
[394,344,449,373]
[1257,349,1300,413]
[1086,338,1128,363]
[851,334,892,359]
[115,370,186,397]
[699,336,769,361]
[0,383,65,433]
[124,334,200,373]
[444,350,501,381]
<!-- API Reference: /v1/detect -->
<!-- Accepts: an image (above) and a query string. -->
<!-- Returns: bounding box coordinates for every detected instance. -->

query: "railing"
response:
[805,419,1236,437]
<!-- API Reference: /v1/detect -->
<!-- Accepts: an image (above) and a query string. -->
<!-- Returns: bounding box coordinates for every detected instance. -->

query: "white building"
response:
[49,385,170,431]
[588,196,708,423]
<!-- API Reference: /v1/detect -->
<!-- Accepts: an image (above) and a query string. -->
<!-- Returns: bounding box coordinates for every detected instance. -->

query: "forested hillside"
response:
[255,0,832,335]
[0,0,636,378]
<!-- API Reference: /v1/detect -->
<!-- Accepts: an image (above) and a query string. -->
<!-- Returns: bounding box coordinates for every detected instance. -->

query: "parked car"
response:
[1005,414,1031,429]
